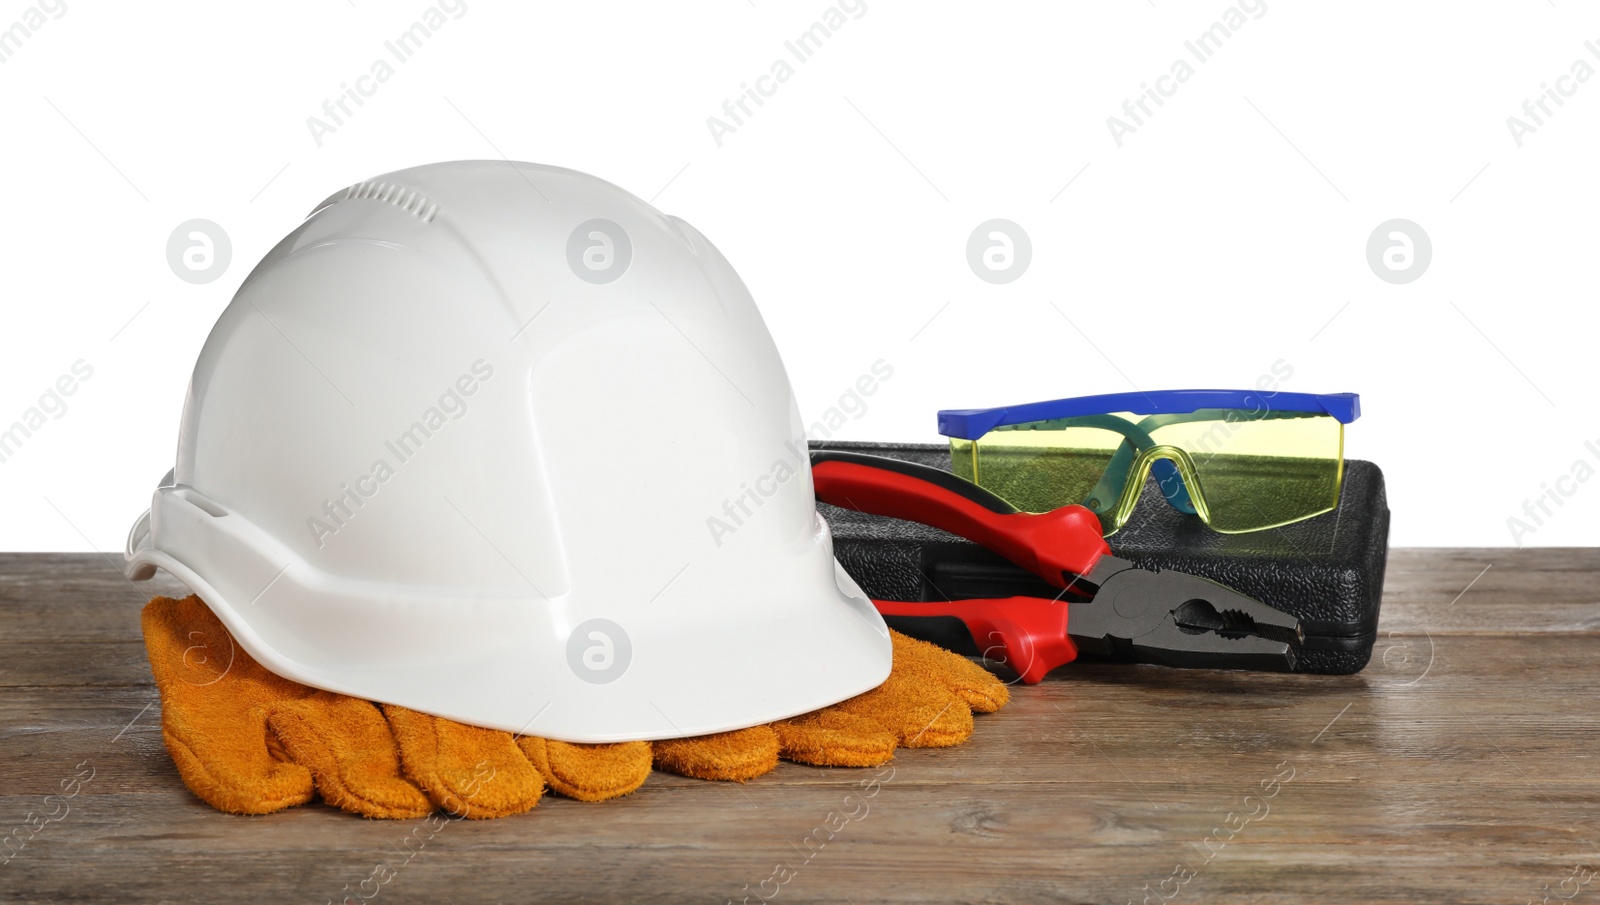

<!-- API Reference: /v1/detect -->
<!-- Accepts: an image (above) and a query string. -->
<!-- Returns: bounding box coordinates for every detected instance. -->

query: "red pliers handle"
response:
[809,450,1111,588]
[873,596,1077,684]
[812,450,1107,681]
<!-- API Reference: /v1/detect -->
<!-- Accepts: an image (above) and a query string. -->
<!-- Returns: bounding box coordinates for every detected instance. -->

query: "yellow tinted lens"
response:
[950,423,1127,515]
[1147,410,1343,532]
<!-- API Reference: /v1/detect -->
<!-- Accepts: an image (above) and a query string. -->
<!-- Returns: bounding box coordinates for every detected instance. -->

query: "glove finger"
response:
[382,705,544,819]
[516,738,652,802]
[267,693,433,819]
[652,726,779,781]
[890,629,1010,713]
[140,595,314,814]
[772,709,897,768]
[833,666,974,749]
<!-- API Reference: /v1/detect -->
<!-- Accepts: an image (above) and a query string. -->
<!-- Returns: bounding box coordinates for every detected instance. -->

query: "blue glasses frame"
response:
[938,390,1360,440]
[937,390,1361,524]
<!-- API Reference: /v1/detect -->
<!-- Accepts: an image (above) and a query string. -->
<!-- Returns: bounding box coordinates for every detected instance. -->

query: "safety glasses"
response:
[938,390,1360,535]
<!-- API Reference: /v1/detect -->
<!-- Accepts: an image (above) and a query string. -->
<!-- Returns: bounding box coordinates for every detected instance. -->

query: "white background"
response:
[1,0,1596,550]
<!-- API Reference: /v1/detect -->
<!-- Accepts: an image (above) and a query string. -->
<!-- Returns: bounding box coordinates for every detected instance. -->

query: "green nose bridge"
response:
[1000,414,1200,518]
[1087,445,1206,528]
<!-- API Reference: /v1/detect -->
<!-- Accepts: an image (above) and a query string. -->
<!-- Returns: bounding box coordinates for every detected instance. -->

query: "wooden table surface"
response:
[2,549,1595,904]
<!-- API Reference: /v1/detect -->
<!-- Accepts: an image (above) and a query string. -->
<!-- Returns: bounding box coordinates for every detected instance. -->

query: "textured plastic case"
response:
[815,441,1389,675]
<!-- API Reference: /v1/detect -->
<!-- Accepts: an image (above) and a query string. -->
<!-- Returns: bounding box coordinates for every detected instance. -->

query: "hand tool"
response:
[811,450,1304,683]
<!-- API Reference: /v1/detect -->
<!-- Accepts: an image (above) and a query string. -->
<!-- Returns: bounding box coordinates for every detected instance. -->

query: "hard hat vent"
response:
[340,180,439,223]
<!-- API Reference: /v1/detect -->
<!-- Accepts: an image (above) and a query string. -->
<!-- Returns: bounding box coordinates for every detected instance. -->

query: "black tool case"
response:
[815,441,1389,675]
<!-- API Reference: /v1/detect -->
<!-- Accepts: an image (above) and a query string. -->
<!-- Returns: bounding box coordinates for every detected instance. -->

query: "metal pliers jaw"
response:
[1071,556,1304,672]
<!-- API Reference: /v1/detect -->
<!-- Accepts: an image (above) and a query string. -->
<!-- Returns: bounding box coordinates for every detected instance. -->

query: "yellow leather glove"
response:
[141,594,1007,818]
[654,631,1010,779]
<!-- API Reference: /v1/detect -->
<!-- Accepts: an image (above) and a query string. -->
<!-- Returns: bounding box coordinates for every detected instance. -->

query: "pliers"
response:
[811,451,1304,683]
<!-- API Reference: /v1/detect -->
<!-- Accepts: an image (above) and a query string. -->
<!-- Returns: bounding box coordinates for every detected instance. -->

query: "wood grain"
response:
[1,550,1596,904]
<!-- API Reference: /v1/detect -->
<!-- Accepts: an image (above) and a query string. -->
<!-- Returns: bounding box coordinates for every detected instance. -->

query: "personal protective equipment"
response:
[126,161,891,742]
[141,594,1008,818]
[939,390,1360,534]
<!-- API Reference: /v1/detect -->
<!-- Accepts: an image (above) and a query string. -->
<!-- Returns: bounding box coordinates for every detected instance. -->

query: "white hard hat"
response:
[126,161,891,743]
